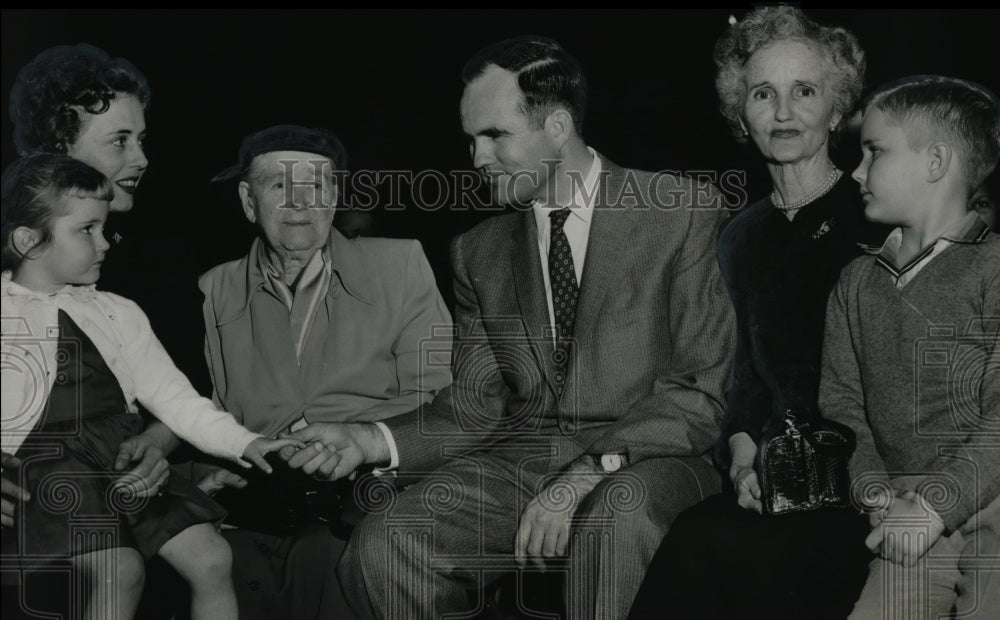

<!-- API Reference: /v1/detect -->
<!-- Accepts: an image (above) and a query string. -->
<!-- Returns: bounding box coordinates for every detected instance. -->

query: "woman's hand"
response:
[730,466,763,513]
[2,451,30,528]
[112,434,171,498]
[241,437,305,474]
[728,433,763,514]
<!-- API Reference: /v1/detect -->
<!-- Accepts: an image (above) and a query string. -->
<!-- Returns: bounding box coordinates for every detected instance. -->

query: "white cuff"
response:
[372,421,399,476]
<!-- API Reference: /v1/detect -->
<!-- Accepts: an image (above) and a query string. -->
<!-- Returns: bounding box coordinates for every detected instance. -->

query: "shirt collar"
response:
[864,212,991,256]
[247,227,372,306]
[864,212,990,275]
[257,242,330,299]
[1,271,97,302]
[532,147,601,234]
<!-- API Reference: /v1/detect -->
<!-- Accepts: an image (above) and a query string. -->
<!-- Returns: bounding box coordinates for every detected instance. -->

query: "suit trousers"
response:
[338,449,719,620]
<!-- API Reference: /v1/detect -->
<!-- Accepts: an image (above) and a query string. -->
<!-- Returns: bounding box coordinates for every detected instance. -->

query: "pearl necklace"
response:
[771,168,843,212]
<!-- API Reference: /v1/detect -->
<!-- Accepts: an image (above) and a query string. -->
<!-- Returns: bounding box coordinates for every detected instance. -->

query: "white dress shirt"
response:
[533,147,602,337]
[375,149,603,470]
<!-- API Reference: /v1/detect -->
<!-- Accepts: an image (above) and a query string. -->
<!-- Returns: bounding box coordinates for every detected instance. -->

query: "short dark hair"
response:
[9,43,151,156]
[461,35,588,133]
[1,153,114,271]
[865,75,1000,190]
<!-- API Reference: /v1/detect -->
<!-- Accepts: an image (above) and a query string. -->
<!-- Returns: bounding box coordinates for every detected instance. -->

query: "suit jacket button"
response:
[249,581,261,591]
[562,421,575,434]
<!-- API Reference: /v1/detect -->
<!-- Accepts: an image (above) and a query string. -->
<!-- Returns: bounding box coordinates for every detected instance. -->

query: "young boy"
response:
[820,75,1000,619]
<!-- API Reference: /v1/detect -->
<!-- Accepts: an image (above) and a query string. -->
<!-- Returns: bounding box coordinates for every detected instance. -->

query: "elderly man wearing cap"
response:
[182,125,453,619]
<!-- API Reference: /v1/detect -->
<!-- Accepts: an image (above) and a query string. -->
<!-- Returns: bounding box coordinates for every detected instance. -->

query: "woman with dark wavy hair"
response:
[2,44,238,619]
[10,43,150,213]
[629,8,887,619]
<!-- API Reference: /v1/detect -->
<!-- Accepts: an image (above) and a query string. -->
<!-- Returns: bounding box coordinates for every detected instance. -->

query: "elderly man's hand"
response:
[196,467,248,497]
[112,434,171,498]
[2,452,31,528]
[281,422,389,481]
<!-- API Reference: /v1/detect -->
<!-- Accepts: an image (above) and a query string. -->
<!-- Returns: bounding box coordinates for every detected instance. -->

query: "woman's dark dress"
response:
[629,176,888,619]
[2,310,224,562]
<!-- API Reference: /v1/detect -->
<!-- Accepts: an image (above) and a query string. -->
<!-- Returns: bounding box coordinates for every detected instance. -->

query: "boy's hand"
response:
[865,492,946,567]
[858,483,894,528]
[241,437,305,474]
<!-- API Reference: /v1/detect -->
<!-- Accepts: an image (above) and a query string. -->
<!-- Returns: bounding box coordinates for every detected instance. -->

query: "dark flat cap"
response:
[211,125,347,182]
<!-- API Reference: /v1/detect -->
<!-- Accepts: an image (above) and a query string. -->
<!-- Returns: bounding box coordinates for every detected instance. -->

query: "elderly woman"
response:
[629,7,888,619]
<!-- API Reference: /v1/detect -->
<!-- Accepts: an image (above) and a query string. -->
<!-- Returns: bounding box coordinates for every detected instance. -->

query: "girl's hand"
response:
[241,438,305,474]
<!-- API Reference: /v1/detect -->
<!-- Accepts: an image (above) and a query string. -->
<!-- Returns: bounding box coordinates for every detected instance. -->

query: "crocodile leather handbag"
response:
[755,411,856,516]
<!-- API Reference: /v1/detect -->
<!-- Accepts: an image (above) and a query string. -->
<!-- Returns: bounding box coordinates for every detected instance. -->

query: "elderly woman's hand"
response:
[731,466,763,514]
[728,432,763,514]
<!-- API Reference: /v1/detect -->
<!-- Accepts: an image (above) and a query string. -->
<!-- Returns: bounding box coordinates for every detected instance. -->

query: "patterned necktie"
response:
[549,208,579,384]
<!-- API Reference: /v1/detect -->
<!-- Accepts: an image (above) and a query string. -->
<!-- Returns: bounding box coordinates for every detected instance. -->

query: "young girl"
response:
[0,153,300,619]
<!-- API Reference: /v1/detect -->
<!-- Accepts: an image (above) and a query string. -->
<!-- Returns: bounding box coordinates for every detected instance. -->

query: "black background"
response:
[3,9,998,388]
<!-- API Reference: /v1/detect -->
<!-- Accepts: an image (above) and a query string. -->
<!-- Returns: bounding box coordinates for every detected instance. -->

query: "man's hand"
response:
[2,452,30,528]
[281,423,390,481]
[865,491,946,567]
[195,467,248,497]
[515,457,604,570]
[728,433,762,514]
[112,434,170,498]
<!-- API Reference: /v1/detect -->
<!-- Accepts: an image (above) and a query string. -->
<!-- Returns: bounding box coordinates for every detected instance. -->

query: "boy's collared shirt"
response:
[867,212,992,288]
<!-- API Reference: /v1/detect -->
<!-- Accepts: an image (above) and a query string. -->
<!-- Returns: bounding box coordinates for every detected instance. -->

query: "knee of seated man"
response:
[575,472,654,523]
[342,512,393,571]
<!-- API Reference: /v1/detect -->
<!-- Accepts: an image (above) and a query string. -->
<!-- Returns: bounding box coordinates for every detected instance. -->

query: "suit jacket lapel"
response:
[574,162,631,339]
[512,211,559,397]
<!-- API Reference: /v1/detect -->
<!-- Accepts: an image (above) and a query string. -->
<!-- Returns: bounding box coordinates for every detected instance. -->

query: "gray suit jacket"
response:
[385,160,735,476]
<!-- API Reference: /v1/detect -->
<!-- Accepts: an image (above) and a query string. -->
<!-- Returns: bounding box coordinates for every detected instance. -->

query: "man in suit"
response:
[284,37,735,619]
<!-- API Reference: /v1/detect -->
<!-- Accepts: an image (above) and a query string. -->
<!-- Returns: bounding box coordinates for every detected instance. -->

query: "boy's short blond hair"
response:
[865,75,1000,190]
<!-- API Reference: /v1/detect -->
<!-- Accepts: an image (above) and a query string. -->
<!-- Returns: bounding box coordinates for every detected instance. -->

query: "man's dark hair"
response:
[462,35,587,133]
